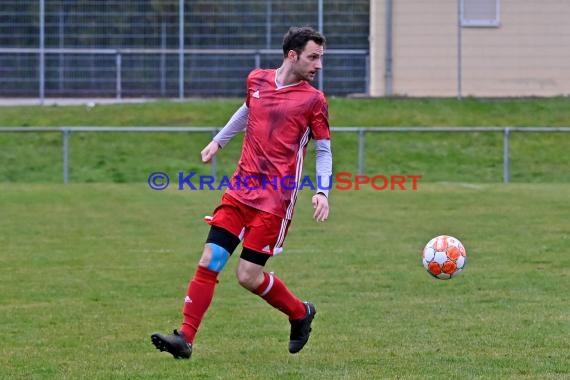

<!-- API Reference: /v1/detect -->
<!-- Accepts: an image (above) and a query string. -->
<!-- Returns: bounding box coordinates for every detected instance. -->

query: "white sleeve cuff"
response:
[315,139,332,198]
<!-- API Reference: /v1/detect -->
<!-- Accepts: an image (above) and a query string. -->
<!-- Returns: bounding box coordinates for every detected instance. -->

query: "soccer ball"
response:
[422,235,467,280]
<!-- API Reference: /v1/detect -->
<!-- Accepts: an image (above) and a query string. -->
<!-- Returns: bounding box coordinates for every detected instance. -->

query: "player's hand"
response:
[312,193,329,222]
[201,141,220,163]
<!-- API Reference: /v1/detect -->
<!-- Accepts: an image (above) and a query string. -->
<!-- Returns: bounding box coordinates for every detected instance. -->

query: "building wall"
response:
[370,0,570,97]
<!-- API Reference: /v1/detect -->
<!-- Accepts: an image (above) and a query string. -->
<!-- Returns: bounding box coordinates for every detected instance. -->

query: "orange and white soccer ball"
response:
[422,235,467,279]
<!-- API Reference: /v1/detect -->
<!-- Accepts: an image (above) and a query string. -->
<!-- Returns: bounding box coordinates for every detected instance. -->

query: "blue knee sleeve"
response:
[207,243,230,272]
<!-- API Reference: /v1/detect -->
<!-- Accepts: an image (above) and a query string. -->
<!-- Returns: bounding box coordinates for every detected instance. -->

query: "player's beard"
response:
[299,68,318,83]
[292,59,318,82]
[306,70,317,82]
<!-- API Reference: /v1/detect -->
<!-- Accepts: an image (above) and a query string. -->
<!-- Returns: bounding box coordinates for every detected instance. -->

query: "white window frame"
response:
[460,0,501,28]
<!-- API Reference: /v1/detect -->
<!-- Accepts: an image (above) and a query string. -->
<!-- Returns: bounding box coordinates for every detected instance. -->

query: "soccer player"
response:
[151,26,332,359]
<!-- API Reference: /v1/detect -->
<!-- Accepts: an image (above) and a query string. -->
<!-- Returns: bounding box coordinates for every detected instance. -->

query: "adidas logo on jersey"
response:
[252,90,260,98]
[262,245,271,253]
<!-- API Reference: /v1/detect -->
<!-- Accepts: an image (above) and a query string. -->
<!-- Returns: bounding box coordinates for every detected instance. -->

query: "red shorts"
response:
[206,193,291,256]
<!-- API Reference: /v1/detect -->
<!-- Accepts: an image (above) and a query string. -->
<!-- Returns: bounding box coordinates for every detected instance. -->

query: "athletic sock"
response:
[180,266,219,343]
[253,272,306,320]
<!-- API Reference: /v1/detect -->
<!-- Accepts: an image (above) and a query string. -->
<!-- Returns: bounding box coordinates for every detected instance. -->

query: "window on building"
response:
[460,0,500,27]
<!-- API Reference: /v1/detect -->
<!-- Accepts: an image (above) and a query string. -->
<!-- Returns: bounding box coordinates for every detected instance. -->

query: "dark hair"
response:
[282,26,326,57]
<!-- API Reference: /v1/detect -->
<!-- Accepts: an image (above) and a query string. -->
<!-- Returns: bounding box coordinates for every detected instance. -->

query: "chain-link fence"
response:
[0,0,369,99]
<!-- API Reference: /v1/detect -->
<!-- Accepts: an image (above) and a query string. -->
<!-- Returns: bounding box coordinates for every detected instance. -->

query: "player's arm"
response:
[201,103,249,163]
[312,139,332,222]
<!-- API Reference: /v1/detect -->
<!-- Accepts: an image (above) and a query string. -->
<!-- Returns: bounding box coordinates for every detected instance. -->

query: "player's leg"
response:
[237,251,307,320]
[180,225,241,342]
[237,213,316,354]
[151,195,243,359]
[151,226,240,359]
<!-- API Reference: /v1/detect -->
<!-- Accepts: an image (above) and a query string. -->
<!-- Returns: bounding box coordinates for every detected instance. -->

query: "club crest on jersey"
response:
[252,90,260,99]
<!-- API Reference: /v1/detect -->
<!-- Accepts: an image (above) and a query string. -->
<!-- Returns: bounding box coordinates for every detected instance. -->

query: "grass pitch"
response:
[1,183,568,379]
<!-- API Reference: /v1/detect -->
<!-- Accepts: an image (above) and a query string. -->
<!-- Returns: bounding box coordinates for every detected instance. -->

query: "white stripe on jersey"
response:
[285,127,311,220]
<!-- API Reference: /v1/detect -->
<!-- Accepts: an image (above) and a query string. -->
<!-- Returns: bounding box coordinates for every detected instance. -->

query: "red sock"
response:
[253,272,306,320]
[180,266,218,343]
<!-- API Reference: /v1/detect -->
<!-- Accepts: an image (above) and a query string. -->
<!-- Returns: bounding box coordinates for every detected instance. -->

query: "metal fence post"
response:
[365,54,371,96]
[211,129,219,178]
[39,0,45,104]
[358,128,365,175]
[58,5,64,92]
[160,21,166,96]
[116,51,122,99]
[265,0,272,49]
[457,0,463,100]
[384,0,393,96]
[178,0,185,100]
[62,128,70,184]
[503,127,510,183]
[317,0,324,91]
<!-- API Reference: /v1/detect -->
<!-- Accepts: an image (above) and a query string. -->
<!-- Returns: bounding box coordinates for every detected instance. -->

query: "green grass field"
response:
[1,98,569,378]
[1,183,569,379]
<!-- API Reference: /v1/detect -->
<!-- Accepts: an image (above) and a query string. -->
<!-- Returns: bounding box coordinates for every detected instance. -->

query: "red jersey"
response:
[226,68,330,219]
